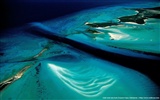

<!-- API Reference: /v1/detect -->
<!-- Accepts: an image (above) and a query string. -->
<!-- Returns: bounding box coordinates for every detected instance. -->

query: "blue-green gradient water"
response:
[0,1,160,99]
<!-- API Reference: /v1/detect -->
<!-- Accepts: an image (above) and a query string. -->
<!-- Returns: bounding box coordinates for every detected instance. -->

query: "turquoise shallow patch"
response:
[0,48,159,99]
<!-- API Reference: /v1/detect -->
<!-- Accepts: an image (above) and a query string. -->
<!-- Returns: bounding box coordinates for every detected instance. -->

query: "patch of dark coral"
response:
[85,22,119,27]
[118,7,160,24]
[86,29,101,34]
[35,63,41,75]
[118,15,146,24]
[34,63,45,97]
[35,63,42,92]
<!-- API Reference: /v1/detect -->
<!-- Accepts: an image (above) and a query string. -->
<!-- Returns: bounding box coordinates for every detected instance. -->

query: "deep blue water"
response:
[1,0,159,31]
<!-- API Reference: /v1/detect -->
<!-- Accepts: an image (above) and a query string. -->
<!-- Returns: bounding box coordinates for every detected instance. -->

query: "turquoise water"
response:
[1,50,158,99]
[0,1,160,99]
